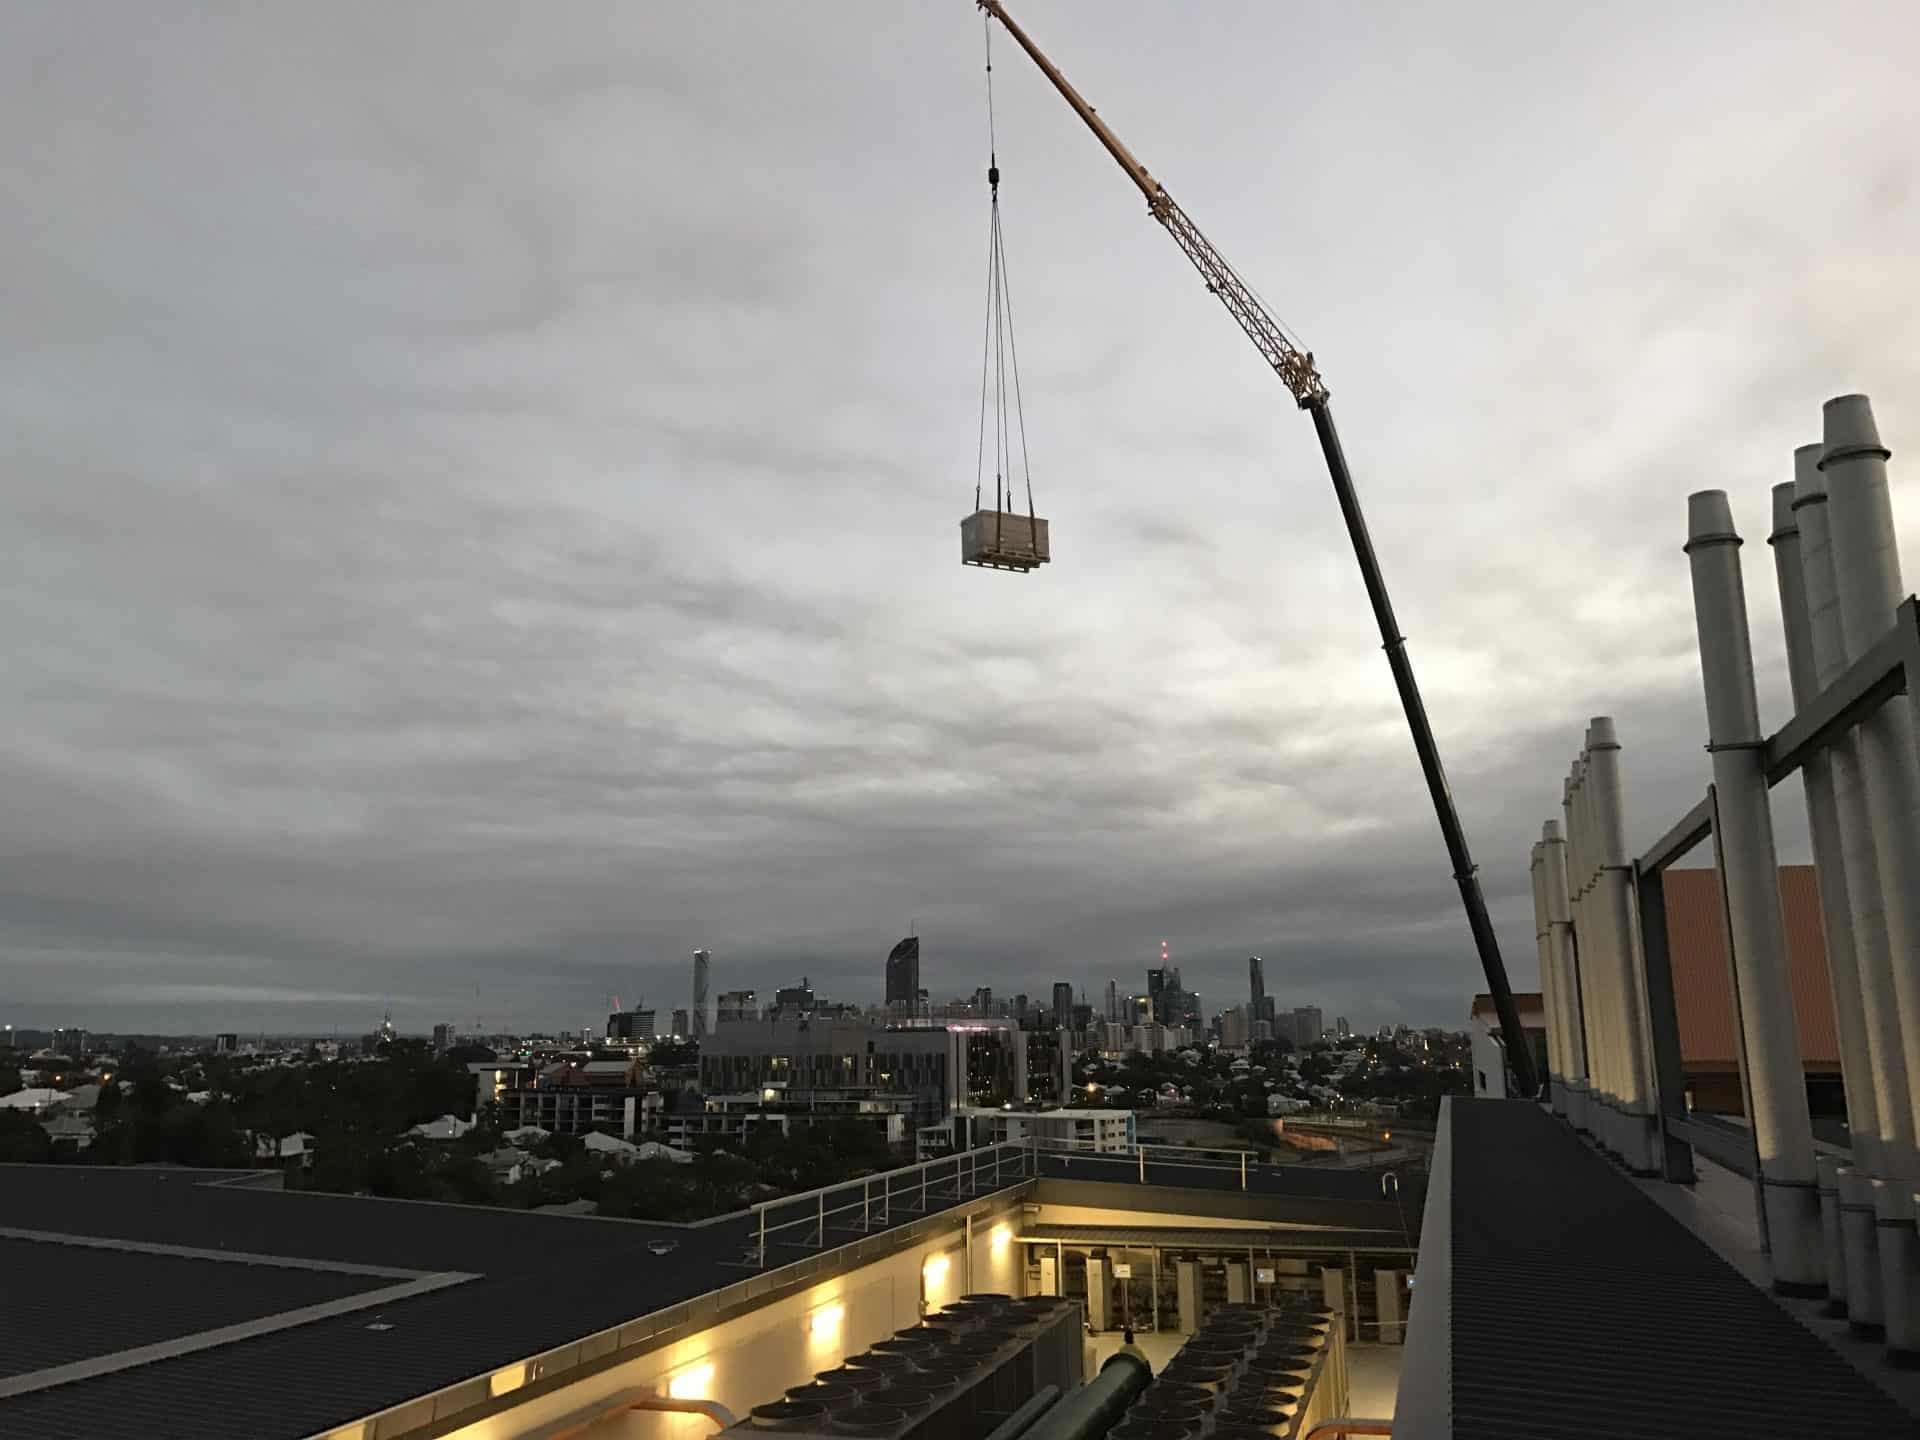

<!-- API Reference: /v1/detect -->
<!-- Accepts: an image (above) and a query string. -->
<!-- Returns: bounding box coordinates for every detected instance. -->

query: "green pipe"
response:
[1020,1349,1151,1440]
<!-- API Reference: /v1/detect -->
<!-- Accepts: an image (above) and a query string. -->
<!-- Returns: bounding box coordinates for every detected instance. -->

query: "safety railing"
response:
[744,1131,1390,1268]
[1021,1132,1258,1186]
[1027,1130,1418,1182]
[747,1134,1292,1267]
[749,1139,1036,1267]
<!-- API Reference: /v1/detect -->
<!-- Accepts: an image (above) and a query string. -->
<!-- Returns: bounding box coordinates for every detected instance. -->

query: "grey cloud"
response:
[1,1,1915,1036]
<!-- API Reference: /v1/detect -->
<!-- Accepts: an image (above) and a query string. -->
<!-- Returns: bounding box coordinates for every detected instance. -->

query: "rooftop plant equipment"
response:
[976,0,1536,1091]
[962,18,1049,573]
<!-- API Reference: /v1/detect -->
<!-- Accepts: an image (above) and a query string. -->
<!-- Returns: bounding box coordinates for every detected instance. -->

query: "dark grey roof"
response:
[0,1166,772,1440]
[1445,1101,1919,1436]
[0,1149,1411,1439]
[0,1235,392,1380]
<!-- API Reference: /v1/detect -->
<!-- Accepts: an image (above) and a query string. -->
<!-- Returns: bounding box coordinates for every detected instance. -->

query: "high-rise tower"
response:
[1147,950,1174,1025]
[1051,981,1074,1025]
[886,935,921,1015]
[692,949,711,1040]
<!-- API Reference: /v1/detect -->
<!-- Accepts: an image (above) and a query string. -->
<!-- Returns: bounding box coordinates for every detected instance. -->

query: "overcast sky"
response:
[4,2,1918,1037]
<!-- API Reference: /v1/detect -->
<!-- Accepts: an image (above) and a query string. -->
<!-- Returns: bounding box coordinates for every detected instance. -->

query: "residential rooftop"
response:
[0,1147,1412,1439]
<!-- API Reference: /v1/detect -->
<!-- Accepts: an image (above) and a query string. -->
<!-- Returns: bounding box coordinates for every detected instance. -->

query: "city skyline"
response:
[8,939,1378,1039]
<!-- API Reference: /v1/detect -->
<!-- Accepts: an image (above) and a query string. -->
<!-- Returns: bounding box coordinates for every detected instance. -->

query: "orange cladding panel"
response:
[1661,866,1837,1070]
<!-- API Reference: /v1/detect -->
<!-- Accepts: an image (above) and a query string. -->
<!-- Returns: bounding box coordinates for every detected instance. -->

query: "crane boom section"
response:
[978,1,1328,408]
[1157,197,1329,407]
[977,1,1160,202]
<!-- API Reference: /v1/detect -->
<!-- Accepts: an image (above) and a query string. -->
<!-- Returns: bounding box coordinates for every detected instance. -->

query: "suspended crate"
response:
[963,50,1049,577]
[962,507,1050,571]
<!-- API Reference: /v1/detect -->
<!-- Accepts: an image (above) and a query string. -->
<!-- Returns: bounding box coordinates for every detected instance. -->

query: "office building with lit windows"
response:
[698,1017,1027,1130]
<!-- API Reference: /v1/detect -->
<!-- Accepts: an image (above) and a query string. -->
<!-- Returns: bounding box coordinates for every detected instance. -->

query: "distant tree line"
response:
[0,1039,901,1222]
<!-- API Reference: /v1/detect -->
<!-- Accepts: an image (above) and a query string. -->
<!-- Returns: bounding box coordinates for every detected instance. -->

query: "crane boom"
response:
[978,0,1326,408]
[979,0,1539,1096]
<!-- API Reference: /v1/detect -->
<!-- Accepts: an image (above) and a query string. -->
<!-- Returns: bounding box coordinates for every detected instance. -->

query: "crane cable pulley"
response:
[974,15,1036,548]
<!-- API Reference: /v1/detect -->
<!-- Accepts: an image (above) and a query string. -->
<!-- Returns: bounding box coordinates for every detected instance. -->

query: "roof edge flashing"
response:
[1391,1095,1454,1440]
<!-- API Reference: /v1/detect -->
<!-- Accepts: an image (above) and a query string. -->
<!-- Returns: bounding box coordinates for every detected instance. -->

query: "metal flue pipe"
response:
[1814,1152,1850,1319]
[1684,488,1823,1294]
[1821,397,1920,1126]
[1532,839,1578,1113]
[1531,841,1561,1107]
[1771,470,1880,1169]
[1771,466,1881,1319]
[1570,761,1602,1138]
[1818,394,1920,1355]
[1573,749,1611,1150]
[1543,819,1589,1131]
[1587,717,1661,1174]
[1566,764,1612,1146]
[1797,452,1905,1338]
[1573,747,1626,1160]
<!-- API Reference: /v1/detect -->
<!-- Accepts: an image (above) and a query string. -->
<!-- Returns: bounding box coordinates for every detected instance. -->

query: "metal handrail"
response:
[1022,1130,1418,1181]
[751,1140,1034,1266]
[1023,1133,1253,1170]
[745,1130,1368,1266]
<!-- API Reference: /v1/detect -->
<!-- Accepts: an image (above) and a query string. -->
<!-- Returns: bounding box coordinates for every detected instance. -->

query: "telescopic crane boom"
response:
[979,0,1538,1095]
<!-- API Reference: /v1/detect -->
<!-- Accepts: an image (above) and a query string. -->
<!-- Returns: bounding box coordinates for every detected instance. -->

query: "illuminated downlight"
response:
[488,1365,526,1398]
[990,1224,1012,1254]
[809,1303,845,1343]
[923,1254,951,1285]
[668,1363,715,1400]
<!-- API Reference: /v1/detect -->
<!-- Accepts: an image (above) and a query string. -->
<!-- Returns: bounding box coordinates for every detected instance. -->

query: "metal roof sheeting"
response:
[1444,1100,1915,1436]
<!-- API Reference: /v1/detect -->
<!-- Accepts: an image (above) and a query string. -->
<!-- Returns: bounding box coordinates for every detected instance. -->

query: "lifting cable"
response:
[975,15,1035,535]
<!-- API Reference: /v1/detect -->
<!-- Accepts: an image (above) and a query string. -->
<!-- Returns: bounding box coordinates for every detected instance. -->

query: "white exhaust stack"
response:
[1771,467,1880,1320]
[1531,841,1563,1108]
[1591,749,1628,1159]
[1684,489,1823,1294]
[1797,451,1907,1339]
[1543,817,1589,1132]
[1586,717,1661,1174]
[1574,760,1605,1159]
[1577,736,1630,1164]
[1566,759,1615,1150]
[1818,394,1920,1355]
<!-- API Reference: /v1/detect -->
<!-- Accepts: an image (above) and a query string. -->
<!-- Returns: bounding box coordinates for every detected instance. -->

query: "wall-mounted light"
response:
[809,1302,845,1343]
[489,1364,527,1399]
[990,1224,1012,1255]
[923,1254,951,1286]
[668,1362,714,1400]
